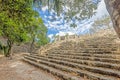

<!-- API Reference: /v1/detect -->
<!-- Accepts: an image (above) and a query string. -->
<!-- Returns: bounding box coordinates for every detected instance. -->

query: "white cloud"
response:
[62,6,70,12]
[48,16,53,19]
[67,32,75,35]
[92,0,109,20]
[50,9,56,14]
[56,31,75,36]
[42,6,48,11]
[44,15,47,18]
[51,21,61,25]
[48,34,55,42]
[48,34,54,39]
[56,32,66,36]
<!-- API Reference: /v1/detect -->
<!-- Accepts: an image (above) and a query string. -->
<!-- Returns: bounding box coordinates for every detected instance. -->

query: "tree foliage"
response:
[0,0,49,56]
[34,0,99,20]
[90,16,112,34]
[28,17,49,53]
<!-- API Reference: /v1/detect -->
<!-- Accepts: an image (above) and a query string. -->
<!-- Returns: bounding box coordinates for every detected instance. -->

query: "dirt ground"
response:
[0,54,57,80]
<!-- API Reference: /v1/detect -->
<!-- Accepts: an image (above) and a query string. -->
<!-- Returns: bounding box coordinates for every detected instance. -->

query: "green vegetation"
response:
[89,16,112,34]
[0,0,49,57]
[34,0,98,27]
[34,0,98,20]
[92,16,111,29]
[28,17,49,53]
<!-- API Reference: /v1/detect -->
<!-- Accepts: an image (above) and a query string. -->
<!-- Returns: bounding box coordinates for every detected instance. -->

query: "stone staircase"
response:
[23,35,120,80]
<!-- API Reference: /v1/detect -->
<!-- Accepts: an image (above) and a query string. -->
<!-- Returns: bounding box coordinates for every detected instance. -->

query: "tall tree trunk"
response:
[5,39,13,59]
[30,38,35,54]
[104,0,120,38]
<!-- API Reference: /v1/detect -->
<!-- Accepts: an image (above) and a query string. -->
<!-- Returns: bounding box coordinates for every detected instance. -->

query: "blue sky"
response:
[36,0,109,40]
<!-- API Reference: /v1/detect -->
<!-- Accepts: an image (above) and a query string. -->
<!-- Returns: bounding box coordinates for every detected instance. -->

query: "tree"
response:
[70,23,77,28]
[93,16,111,29]
[104,0,120,38]
[28,17,49,53]
[34,0,120,38]
[34,0,98,20]
[34,0,120,39]
[0,0,41,57]
[90,16,112,34]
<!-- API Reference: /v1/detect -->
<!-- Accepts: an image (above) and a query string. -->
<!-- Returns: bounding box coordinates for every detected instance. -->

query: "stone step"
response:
[53,47,118,52]
[86,45,119,48]
[54,50,112,54]
[75,44,119,48]
[23,58,82,80]
[75,47,118,49]
[61,43,119,46]
[52,49,110,52]
[34,55,120,70]
[82,48,118,52]
[57,47,118,50]
[51,50,120,55]
[84,42,118,44]
[48,54,120,64]
[49,53,120,59]
[76,48,117,51]
[65,42,119,45]
[75,50,119,53]
[27,55,120,79]
[52,49,119,53]
[24,56,118,80]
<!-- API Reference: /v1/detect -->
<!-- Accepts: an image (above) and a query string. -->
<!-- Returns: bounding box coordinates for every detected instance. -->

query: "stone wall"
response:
[54,35,79,42]
[11,44,30,54]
